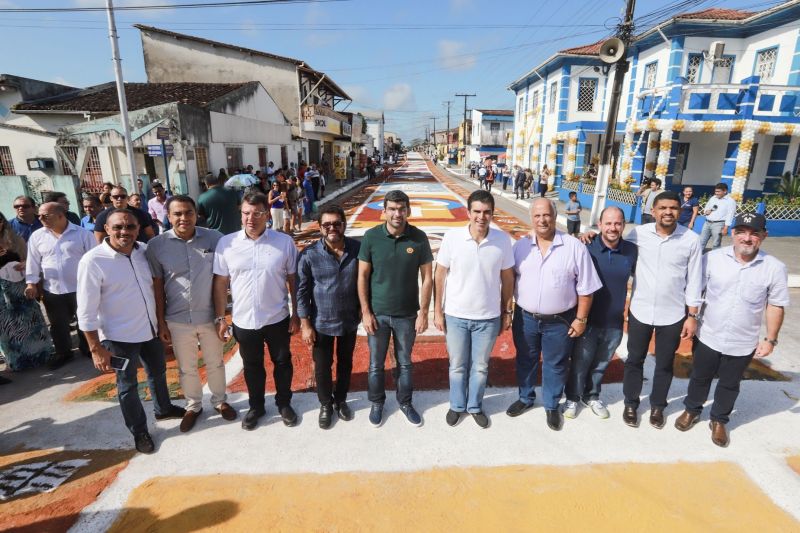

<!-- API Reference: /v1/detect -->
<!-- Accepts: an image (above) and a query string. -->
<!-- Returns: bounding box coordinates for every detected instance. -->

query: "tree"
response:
[777,171,800,200]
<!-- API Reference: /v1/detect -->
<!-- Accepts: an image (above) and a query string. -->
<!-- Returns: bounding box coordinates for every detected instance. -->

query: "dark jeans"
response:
[515,183,526,199]
[42,291,89,357]
[539,183,547,197]
[623,313,684,409]
[512,305,576,410]
[566,220,581,236]
[485,181,493,192]
[367,315,416,405]
[640,213,655,224]
[313,330,357,405]
[684,340,754,424]
[566,326,623,402]
[104,337,172,436]
[233,316,293,411]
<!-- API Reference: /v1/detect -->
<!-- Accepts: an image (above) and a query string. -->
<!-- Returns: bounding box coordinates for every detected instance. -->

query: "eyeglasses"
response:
[109,224,138,231]
[321,221,344,229]
[111,194,128,200]
[241,210,267,218]
[38,214,59,221]
[13,204,32,209]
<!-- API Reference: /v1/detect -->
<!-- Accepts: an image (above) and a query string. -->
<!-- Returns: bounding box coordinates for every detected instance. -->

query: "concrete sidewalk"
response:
[441,163,800,286]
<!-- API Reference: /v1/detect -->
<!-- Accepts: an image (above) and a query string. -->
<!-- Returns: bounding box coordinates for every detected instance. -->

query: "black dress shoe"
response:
[155,405,186,420]
[506,399,534,417]
[47,352,74,370]
[446,409,461,427]
[471,411,489,429]
[649,407,665,429]
[319,404,333,429]
[134,432,155,454]
[335,402,353,421]
[623,406,639,427]
[180,408,202,433]
[279,405,298,427]
[546,409,563,431]
[242,408,265,431]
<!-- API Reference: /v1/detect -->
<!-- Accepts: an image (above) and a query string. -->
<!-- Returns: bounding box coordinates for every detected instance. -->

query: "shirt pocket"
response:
[740,281,767,306]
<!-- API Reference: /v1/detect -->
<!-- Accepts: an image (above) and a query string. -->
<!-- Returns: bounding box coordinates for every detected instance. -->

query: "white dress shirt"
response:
[704,194,737,226]
[77,240,158,343]
[213,229,297,329]
[436,225,515,320]
[698,247,790,356]
[26,223,96,294]
[627,223,703,326]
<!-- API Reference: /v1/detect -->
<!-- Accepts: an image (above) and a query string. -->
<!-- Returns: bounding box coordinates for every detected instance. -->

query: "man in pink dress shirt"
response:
[506,198,602,430]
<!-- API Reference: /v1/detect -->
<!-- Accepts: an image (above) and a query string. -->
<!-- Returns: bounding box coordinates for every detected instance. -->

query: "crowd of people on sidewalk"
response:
[469,160,553,199]
[0,163,789,454]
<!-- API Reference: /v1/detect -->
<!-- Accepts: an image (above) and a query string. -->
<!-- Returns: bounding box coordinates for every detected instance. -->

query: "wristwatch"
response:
[213,316,226,325]
[504,310,514,315]
[764,338,778,346]
[687,312,699,320]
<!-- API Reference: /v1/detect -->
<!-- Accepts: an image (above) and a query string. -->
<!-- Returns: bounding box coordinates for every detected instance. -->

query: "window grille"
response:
[755,48,777,82]
[577,79,597,112]
[195,147,208,177]
[549,82,558,113]
[644,62,657,89]
[60,146,78,175]
[0,146,14,175]
[686,55,703,84]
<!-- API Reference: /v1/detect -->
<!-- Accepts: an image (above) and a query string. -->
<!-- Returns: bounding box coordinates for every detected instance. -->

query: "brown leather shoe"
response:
[180,408,202,433]
[215,402,238,421]
[674,410,700,432]
[622,406,638,427]
[710,421,729,447]
[649,407,665,429]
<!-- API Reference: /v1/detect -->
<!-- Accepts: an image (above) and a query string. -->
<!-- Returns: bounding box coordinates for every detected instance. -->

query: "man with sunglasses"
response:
[25,202,96,369]
[9,195,42,242]
[92,186,155,244]
[213,192,300,430]
[77,209,186,454]
[296,204,360,429]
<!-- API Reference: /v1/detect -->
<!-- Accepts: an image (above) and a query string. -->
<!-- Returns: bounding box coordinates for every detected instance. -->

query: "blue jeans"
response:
[367,315,416,405]
[445,315,501,413]
[511,305,575,410]
[699,220,724,250]
[103,337,173,436]
[566,326,623,402]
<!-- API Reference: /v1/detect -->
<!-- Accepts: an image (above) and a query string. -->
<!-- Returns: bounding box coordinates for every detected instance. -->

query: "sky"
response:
[0,0,783,142]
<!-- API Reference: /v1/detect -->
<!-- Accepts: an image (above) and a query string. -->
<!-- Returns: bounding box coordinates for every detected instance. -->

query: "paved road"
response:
[1,152,798,532]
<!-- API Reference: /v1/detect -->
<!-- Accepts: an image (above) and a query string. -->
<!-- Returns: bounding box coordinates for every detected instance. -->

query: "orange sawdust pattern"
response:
[65,327,239,402]
[109,463,799,532]
[0,448,135,532]
[788,456,800,476]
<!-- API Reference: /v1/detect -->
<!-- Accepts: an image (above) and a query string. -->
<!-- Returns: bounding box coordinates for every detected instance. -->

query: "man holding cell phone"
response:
[77,209,185,454]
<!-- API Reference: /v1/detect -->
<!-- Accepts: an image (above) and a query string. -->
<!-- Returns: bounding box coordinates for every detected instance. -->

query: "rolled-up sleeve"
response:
[684,238,704,307]
[76,257,102,332]
[575,245,603,296]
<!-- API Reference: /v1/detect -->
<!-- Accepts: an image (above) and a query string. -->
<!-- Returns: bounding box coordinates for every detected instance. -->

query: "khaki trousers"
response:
[167,321,227,412]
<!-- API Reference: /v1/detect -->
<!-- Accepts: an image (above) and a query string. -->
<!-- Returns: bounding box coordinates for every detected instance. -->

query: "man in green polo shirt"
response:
[358,189,433,428]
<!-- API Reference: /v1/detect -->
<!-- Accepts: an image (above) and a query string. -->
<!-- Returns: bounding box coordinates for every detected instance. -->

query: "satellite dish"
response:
[599,38,625,64]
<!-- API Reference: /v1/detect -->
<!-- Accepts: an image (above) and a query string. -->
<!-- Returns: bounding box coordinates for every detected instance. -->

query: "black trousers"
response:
[313,330,357,405]
[233,317,293,410]
[641,213,655,224]
[623,313,684,409]
[684,340,753,424]
[42,291,89,357]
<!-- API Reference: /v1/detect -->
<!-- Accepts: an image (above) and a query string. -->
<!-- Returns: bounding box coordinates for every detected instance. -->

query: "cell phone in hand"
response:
[109,355,130,371]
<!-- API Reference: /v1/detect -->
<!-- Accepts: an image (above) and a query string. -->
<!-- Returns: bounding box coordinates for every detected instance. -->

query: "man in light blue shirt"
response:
[699,182,737,251]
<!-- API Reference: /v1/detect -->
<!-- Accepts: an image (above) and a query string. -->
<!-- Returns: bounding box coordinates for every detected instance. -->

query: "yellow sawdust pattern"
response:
[109,463,798,532]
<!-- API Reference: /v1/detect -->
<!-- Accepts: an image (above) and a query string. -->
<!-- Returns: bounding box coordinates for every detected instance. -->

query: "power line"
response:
[0,0,347,13]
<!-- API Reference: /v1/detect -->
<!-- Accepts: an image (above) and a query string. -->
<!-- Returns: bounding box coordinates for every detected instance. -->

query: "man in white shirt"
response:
[433,190,515,428]
[618,191,703,429]
[25,202,96,369]
[699,182,737,251]
[147,182,168,231]
[212,192,300,431]
[77,209,186,454]
[675,213,789,447]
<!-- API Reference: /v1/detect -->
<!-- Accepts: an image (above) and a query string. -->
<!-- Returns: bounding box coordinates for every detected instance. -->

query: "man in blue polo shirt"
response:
[565,206,637,419]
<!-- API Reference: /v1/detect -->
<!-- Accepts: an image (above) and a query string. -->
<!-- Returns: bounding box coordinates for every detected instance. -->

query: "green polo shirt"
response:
[358,222,433,316]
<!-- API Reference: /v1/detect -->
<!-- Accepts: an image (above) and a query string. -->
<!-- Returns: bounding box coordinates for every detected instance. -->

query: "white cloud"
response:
[343,85,375,107]
[437,40,476,72]
[383,83,416,111]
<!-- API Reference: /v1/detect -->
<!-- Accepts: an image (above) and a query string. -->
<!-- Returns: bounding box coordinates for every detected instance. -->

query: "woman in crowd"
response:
[268,180,287,233]
[539,165,550,197]
[0,211,52,377]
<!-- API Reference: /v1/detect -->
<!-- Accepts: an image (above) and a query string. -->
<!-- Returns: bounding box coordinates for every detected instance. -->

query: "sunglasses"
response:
[109,224,138,231]
[13,204,32,209]
[38,214,60,221]
[321,221,344,229]
[111,194,128,200]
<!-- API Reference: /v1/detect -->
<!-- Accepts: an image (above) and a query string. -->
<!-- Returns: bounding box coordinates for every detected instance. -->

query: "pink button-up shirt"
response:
[513,230,602,314]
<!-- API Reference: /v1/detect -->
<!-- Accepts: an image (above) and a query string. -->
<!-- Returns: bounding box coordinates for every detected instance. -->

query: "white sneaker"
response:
[563,400,578,419]
[585,399,610,419]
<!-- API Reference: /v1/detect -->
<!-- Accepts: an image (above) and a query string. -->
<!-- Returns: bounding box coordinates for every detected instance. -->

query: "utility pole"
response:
[105,0,137,192]
[589,0,637,227]
[455,93,475,172]
[431,116,436,158]
[443,100,452,163]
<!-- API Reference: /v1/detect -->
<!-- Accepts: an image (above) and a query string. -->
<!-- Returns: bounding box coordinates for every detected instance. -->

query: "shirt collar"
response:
[645,222,685,240]
[238,228,271,242]
[382,222,410,239]
[723,245,765,267]
[166,228,200,242]
[102,237,140,256]
[530,230,563,248]
[597,236,625,253]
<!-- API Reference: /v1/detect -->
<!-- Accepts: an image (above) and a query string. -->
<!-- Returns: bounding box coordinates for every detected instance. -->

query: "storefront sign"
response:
[302,104,345,135]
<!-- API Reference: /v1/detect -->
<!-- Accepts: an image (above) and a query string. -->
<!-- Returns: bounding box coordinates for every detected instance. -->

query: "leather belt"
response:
[520,308,574,323]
